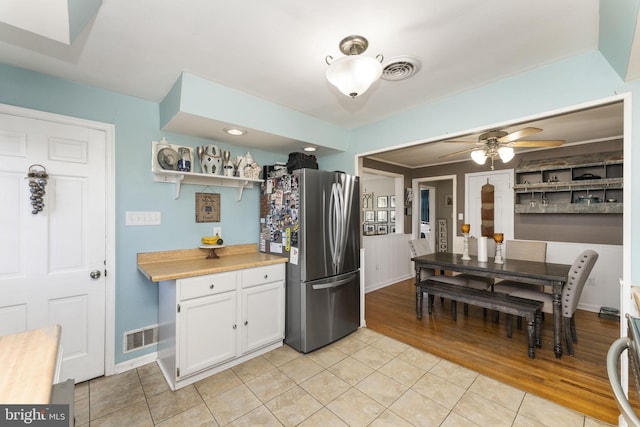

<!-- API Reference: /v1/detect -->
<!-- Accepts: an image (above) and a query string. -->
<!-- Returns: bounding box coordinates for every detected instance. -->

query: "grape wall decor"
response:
[27,164,48,214]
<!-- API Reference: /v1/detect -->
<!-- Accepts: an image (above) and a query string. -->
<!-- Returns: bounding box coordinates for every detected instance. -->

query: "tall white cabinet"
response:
[158,263,285,390]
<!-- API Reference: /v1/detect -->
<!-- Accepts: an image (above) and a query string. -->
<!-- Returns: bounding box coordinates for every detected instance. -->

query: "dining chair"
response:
[493,240,547,294]
[409,238,495,316]
[508,249,599,356]
[408,239,468,284]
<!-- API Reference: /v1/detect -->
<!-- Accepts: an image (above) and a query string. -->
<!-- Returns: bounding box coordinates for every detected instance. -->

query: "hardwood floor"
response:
[364,278,636,425]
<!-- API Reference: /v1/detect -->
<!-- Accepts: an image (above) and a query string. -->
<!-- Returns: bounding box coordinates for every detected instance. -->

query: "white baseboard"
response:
[365,274,413,293]
[113,351,158,375]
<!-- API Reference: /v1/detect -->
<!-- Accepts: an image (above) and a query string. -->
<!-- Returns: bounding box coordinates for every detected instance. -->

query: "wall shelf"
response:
[514,150,623,214]
[153,169,263,200]
[151,140,262,200]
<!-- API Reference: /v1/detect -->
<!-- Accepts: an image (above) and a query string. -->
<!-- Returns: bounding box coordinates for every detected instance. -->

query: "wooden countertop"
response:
[137,243,287,282]
[0,325,61,404]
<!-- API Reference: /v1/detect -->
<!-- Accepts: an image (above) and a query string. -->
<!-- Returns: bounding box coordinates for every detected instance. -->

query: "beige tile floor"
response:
[74,328,615,426]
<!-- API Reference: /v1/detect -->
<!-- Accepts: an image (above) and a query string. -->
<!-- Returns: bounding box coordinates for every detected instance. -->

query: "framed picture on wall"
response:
[390,210,396,223]
[390,195,396,208]
[363,224,375,235]
[445,194,453,207]
[377,224,388,235]
[390,225,396,233]
[376,210,388,222]
[377,196,388,208]
[364,210,375,222]
[362,192,373,209]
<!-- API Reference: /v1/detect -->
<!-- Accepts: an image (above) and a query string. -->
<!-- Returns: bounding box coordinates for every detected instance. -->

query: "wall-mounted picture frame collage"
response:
[362,192,397,235]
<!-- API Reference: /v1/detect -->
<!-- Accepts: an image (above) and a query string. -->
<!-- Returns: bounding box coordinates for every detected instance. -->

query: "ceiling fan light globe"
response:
[326,55,382,98]
[471,149,487,165]
[498,146,515,162]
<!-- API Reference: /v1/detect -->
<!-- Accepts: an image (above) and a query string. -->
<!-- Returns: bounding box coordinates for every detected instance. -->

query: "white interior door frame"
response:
[412,174,456,242]
[0,103,117,376]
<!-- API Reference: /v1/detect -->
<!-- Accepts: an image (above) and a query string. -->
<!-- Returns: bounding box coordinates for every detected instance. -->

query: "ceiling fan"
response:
[441,127,565,170]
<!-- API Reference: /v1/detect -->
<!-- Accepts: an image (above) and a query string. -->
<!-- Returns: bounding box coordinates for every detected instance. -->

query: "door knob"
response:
[90,270,101,279]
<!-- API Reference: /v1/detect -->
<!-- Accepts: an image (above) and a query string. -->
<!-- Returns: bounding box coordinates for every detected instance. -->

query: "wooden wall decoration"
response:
[481,181,494,237]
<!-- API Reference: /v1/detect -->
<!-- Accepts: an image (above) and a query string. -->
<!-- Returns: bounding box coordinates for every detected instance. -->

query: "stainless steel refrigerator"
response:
[260,169,360,353]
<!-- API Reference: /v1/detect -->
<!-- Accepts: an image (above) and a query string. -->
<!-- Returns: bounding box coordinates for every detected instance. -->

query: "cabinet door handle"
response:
[210,284,215,289]
[264,274,268,279]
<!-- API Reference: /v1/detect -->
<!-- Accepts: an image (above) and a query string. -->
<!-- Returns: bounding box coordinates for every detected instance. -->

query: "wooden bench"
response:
[416,279,544,358]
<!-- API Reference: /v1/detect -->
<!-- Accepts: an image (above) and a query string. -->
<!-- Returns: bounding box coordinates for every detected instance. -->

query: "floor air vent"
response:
[124,325,158,352]
[381,56,421,81]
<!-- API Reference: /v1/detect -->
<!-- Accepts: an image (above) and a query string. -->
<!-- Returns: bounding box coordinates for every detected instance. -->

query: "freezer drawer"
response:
[286,271,360,353]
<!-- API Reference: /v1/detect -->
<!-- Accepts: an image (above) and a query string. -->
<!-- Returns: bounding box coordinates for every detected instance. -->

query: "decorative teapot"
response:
[197,145,222,174]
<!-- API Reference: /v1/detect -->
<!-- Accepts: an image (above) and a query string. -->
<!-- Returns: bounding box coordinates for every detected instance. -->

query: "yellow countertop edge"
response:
[137,244,287,282]
[0,324,61,404]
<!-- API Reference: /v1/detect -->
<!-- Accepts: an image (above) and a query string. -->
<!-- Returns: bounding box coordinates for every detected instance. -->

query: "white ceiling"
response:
[0,0,600,131]
[0,1,630,166]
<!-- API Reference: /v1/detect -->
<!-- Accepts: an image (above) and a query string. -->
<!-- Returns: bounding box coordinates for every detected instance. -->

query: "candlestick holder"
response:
[493,233,504,264]
[494,242,504,264]
[462,233,471,260]
[461,224,471,260]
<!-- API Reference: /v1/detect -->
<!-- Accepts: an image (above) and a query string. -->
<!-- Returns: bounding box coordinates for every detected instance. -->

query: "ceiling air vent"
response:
[381,56,421,81]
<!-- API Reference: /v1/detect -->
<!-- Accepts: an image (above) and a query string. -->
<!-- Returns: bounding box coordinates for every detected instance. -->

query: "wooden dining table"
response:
[412,252,572,358]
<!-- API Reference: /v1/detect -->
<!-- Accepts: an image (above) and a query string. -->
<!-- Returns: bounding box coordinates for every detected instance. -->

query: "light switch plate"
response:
[458,213,464,220]
[126,211,161,226]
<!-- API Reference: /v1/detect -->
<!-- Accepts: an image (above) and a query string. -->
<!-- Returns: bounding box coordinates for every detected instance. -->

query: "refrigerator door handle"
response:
[311,276,354,290]
[329,182,345,271]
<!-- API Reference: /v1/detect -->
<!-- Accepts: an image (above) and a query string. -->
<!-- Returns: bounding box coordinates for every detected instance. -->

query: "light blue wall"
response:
[1,43,640,365]
[0,64,284,363]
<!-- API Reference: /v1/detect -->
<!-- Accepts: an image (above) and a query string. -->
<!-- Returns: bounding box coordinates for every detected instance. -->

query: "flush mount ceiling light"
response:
[223,127,247,136]
[325,35,383,98]
[303,146,317,152]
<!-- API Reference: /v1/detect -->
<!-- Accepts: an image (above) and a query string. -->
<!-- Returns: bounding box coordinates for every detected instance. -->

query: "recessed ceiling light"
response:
[303,146,317,152]
[223,127,247,136]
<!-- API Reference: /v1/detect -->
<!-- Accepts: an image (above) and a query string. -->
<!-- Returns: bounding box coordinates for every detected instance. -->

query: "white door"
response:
[0,112,106,382]
[465,170,514,240]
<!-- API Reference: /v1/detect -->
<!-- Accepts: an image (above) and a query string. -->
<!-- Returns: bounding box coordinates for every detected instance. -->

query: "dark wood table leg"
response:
[506,314,513,338]
[535,311,542,348]
[552,282,563,358]
[527,317,536,359]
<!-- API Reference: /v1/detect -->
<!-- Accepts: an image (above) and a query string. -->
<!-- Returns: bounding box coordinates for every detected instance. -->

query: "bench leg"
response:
[463,303,469,316]
[451,300,457,321]
[527,318,536,359]
[506,314,513,338]
[535,312,542,348]
[517,316,522,329]
[416,287,423,319]
[428,294,435,314]
[482,308,487,320]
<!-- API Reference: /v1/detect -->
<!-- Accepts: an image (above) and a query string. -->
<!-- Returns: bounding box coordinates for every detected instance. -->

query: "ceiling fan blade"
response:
[498,127,542,143]
[440,146,480,158]
[444,140,479,144]
[510,140,565,147]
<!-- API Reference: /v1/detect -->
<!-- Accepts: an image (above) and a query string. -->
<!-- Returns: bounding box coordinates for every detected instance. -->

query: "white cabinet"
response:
[241,279,285,354]
[178,292,237,378]
[158,263,285,390]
